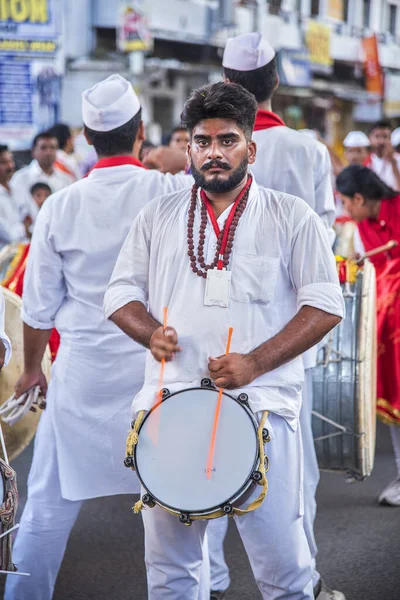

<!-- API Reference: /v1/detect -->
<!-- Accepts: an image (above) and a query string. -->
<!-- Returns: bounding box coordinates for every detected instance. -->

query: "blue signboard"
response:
[0,0,59,56]
[277,48,312,88]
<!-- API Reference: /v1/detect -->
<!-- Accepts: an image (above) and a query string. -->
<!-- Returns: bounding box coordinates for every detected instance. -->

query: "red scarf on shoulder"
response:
[253,110,285,132]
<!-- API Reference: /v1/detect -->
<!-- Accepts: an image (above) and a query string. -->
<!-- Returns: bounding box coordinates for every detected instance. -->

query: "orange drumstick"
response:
[149,307,169,445]
[206,327,233,480]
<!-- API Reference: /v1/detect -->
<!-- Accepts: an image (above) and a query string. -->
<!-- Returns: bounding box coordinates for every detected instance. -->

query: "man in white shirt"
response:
[206,32,343,600]
[104,81,344,600]
[11,132,74,221]
[4,75,195,600]
[0,145,30,249]
[367,120,400,191]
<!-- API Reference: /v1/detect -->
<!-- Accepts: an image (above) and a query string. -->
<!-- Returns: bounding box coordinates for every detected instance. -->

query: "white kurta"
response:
[22,163,191,501]
[251,125,336,370]
[369,153,400,190]
[104,178,344,430]
[0,182,28,248]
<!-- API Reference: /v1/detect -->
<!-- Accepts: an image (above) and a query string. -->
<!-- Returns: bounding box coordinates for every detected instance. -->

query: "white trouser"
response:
[208,370,320,592]
[142,412,313,600]
[5,410,211,600]
[4,412,83,600]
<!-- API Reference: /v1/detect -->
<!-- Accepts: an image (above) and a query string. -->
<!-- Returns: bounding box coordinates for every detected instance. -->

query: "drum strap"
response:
[0,458,18,572]
[127,410,270,521]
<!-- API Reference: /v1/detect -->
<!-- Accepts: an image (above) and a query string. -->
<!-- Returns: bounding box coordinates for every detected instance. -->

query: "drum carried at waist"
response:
[312,257,377,480]
[0,288,52,462]
[125,380,270,525]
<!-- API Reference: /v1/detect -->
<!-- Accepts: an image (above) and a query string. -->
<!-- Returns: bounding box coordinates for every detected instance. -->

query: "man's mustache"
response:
[201,160,231,172]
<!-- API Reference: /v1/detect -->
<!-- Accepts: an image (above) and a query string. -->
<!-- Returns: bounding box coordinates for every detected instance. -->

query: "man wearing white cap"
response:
[4,74,198,600]
[343,131,370,167]
[205,33,344,600]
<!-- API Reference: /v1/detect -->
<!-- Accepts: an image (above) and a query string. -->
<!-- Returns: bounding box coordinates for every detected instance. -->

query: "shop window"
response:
[363,0,371,28]
[268,0,282,15]
[389,4,397,36]
[310,0,319,18]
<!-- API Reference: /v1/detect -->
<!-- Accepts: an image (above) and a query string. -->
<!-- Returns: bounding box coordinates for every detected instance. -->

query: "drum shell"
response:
[312,261,377,479]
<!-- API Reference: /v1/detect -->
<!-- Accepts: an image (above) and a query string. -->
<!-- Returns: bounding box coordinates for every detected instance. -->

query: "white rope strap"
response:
[0,387,45,427]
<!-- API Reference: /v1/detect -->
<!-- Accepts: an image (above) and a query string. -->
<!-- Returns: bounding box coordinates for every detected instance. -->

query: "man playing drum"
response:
[209,32,341,600]
[4,75,195,600]
[105,81,345,599]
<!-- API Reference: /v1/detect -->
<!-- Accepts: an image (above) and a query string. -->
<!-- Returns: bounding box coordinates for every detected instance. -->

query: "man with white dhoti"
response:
[205,32,344,600]
[4,74,199,600]
[104,81,344,600]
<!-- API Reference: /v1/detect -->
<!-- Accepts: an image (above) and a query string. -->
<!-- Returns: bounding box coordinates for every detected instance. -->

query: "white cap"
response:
[298,129,318,140]
[222,33,275,72]
[82,74,140,132]
[343,131,370,148]
[391,127,400,148]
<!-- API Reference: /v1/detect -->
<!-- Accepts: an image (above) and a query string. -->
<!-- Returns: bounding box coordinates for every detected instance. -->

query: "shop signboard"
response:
[0,0,59,56]
[277,48,312,88]
[117,2,153,53]
[353,100,382,123]
[0,56,61,150]
[362,34,384,98]
[384,74,400,118]
[305,21,333,75]
[327,0,344,20]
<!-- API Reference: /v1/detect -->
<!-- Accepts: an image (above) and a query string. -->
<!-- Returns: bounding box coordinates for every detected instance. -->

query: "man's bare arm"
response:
[209,306,341,389]
[14,324,51,398]
[109,301,181,361]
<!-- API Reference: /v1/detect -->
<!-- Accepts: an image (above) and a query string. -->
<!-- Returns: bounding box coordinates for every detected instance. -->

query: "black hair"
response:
[32,131,57,149]
[47,123,72,150]
[336,165,397,201]
[180,82,257,140]
[139,139,155,162]
[84,110,142,157]
[30,182,52,196]
[223,57,277,104]
[369,120,392,135]
[0,144,9,154]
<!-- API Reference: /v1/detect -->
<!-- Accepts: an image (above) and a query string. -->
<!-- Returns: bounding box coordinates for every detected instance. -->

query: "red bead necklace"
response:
[187,175,252,279]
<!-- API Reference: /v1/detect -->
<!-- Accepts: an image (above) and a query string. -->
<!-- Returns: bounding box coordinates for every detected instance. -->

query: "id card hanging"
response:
[204,268,231,308]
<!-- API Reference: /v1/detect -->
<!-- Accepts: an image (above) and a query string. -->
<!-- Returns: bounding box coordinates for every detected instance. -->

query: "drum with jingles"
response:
[0,287,52,462]
[125,379,270,525]
[312,259,377,480]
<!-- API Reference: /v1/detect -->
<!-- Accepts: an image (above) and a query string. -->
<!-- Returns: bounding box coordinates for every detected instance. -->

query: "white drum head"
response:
[135,388,258,514]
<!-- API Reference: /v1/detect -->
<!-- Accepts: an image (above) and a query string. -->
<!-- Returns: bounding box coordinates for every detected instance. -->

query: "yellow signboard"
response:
[306,21,333,69]
[0,0,58,56]
[327,0,344,20]
[0,0,49,23]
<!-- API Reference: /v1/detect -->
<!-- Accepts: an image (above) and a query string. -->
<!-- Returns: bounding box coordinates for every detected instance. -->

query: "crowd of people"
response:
[0,31,399,600]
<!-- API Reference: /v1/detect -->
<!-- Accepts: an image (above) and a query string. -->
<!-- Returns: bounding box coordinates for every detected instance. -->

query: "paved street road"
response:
[0,422,399,599]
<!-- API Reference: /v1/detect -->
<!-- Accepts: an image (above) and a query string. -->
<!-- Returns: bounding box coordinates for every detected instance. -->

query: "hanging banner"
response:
[117,2,153,53]
[327,0,344,20]
[0,0,59,56]
[305,21,333,74]
[362,34,384,98]
[277,48,312,88]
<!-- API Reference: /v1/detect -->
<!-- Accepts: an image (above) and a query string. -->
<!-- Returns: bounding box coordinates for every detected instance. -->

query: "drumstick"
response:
[357,240,398,263]
[206,327,233,481]
[149,307,168,445]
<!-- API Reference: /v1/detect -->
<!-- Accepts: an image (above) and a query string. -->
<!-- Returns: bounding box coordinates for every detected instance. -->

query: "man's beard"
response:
[191,155,249,193]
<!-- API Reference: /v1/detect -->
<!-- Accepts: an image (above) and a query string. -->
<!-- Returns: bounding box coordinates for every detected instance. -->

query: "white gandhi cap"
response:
[222,32,275,72]
[82,74,141,132]
[391,127,400,148]
[343,131,370,148]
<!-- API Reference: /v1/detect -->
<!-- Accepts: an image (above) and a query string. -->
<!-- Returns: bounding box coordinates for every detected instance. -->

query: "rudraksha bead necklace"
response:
[187,175,252,279]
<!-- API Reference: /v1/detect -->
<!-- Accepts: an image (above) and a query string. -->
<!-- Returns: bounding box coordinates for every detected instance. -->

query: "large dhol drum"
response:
[127,380,269,524]
[312,260,377,479]
[0,288,52,462]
